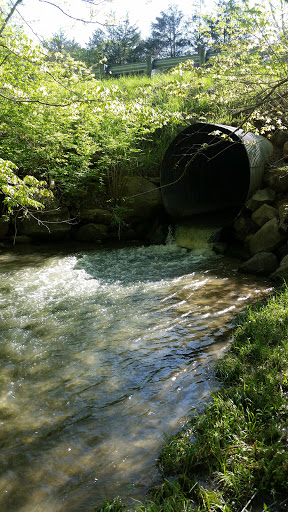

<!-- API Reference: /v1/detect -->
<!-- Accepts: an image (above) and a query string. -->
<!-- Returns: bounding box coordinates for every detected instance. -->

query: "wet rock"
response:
[116,228,138,241]
[271,129,288,148]
[120,176,163,221]
[145,219,170,245]
[74,208,113,225]
[271,254,288,278]
[238,252,278,276]
[276,241,288,260]
[212,243,228,255]
[225,241,251,260]
[246,188,276,211]
[75,223,109,242]
[17,206,71,241]
[249,217,285,255]
[265,166,288,193]
[233,215,254,240]
[251,203,278,227]
[278,203,288,232]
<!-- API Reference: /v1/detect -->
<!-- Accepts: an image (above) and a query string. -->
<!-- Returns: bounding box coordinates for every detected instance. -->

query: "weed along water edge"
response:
[0,242,273,511]
[148,287,288,512]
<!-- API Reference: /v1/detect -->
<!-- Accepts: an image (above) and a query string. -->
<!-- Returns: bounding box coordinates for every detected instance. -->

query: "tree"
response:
[267,0,288,36]
[148,4,190,58]
[184,0,259,59]
[202,0,247,49]
[85,28,106,65]
[190,0,288,136]
[0,0,22,36]
[42,29,86,61]
[0,159,52,218]
[87,15,145,65]
[184,0,208,56]
[0,3,96,214]
[0,0,112,217]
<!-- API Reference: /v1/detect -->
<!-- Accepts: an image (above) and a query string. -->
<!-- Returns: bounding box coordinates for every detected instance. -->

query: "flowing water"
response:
[0,241,273,512]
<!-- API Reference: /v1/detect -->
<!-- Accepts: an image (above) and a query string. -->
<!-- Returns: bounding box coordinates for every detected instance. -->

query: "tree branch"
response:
[37,0,108,26]
[76,0,110,5]
[0,89,104,107]
[0,90,75,107]
[0,41,88,99]
[231,75,288,115]
[0,0,23,36]
[15,7,45,44]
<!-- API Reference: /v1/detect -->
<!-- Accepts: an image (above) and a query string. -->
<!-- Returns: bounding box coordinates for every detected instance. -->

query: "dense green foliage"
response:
[1,0,287,218]
[0,158,51,217]
[86,18,145,66]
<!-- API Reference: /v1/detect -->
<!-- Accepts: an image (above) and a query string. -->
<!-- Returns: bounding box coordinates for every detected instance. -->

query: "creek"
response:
[0,240,272,511]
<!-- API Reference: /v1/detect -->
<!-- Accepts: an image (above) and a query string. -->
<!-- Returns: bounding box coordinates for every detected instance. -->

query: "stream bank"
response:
[2,131,288,282]
[97,283,288,512]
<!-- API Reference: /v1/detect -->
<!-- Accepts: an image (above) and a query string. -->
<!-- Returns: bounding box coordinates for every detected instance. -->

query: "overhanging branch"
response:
[231,76,288,116]
[37,0,108,26]
[0,0,23,36]
[0,90,76,107]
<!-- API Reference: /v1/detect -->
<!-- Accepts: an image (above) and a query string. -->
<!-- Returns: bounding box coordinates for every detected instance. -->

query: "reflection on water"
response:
[0,243,272,511]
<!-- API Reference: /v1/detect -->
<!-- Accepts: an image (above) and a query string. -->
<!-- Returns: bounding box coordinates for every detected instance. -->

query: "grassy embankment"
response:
[97,284,288,512]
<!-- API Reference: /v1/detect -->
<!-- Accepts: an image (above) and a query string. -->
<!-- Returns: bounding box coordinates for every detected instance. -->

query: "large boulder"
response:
[278,203,288,232]
[120,176,163,221]
[248,217,286,255]
[74,208,113,225]
[251,203,278,227]
[271,254,288,278]
[16,205,71,241]
[265,166,288,193]
[238,252,278,276]
[75,223,109,242]
[246,188,276,212]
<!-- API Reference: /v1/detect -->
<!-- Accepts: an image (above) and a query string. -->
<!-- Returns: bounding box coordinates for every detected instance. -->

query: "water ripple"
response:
[0,244,272,511]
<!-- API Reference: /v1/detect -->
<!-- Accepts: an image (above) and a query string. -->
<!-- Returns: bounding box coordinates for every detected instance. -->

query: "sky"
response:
[13,0,215,46]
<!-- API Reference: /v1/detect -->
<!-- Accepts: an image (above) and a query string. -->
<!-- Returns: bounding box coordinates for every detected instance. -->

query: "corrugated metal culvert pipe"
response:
[160,122,273,219]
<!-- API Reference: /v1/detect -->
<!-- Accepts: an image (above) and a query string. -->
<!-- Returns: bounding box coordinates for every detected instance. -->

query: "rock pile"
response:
[233,130,288,277]
[1,176,168,246]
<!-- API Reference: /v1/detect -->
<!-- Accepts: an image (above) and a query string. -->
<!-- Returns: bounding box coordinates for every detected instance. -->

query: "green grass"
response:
[95,285,288,511]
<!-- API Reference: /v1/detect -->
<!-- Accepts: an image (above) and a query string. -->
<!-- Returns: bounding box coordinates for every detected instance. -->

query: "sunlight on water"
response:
[0,243,272,511]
